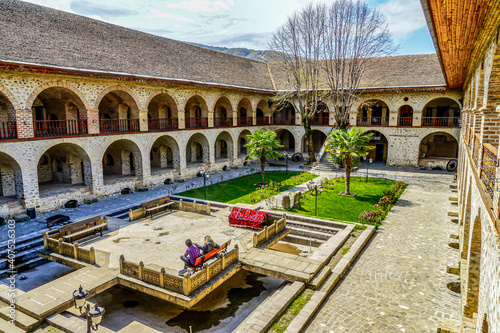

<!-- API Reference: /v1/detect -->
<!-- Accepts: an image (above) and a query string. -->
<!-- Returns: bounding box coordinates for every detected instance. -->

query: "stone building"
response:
[0,0,461,216]
[422,0,500,332]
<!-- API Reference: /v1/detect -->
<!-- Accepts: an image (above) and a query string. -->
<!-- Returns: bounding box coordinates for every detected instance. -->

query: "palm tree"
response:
[326,127,374,196]
[245,129,284,185]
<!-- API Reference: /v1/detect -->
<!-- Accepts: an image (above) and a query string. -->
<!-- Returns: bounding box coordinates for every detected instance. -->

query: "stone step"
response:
[286,220,341,235]
[307,265,331,290]
[0,317,26,333]
[287,215,347,230]
[449,196,458,201]
[0,306,40,331]
[47,312,114,333]
[0,256,48,279]
[0,245,44,269]
[283,234,322,247]
[0,283,25,304]
[447,211,458,217]
[0,237,44,260]
[288,227,330,241]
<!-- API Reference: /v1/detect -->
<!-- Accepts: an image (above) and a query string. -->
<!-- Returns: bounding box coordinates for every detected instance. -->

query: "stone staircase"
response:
[284,218,344,248]
[311,153,338,173]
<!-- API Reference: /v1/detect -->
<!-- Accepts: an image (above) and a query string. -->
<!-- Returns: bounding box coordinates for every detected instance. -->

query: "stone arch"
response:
[363,130,389,162]
[422,98,461,126]
[421,96,462,112]
[256,99,271,125]
[312,101,330,125]
[273,102,296,125]
[145,90,180,111]
[0,151,23,200]
[147,92,179,131]
[463,212,482,319]
[398,105,414,126]
[418,131,458,166]
[0,88,17,138]
[238,129,252,158]
[357,99,390,126]
[302,130,327,153]
[214,96,234,127]
[186,132,210,166]
[461,177,473,259]
[37,143,92,195]
[275,128,296,151]
[26,81,90,111]
[215,131,234,161]
[0,83,20,110]
[94,85,140,111]
[150,135,180,174]
[102,139,143,183]
[185,95,209,128]
[237,97,253,126]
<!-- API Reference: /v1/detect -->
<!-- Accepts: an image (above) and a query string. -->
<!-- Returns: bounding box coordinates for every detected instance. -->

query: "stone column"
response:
[413,110,422,127]
[178,110,185,129]
[329,111,336,126]
[208,111,214,127]
[15,109,34,138]
[252,109,257,125]
[388,110,398,126]
[139,109,148,131]
[232,111,238,127]
[86,109,100,134]
[21,167,39,209]
[349,110,358,127]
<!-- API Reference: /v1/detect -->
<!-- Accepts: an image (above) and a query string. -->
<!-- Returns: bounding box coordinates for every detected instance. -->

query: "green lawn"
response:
[288,177,396,222]
[178,171,316,204]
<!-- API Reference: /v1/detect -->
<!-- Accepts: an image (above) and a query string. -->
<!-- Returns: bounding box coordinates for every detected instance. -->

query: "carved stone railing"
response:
[119,245,239,296]
[253,215,287,247]
[129,198,211,221]
[43,234,96,264]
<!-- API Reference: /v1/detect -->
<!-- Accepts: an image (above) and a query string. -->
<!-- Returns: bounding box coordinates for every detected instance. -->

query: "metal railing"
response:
[100,119,139,133]
[356,117,389,127]
[311,116,329,125]
[34,119,88,137]
[148,118,177,131]
[0,121,16,140]
[421,117,460,127]
[185,117,208,129]
[214,117,233,127]
[272,116,295,125]
[256,116,271,125]
[237,117,253,126]
[480,143,497,197]
[397,117,413,127]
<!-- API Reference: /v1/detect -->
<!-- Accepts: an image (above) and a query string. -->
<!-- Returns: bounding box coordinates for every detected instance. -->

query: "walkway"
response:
[305,168,460,332]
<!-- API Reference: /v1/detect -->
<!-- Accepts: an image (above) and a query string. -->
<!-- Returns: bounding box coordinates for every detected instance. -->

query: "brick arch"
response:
[463,211,482,319]
[0,83,20,110]
[26,81,91,110]
[94,85,141,110]
[417,129,459,144]
[420,96,462,111]
[144,90,180,111]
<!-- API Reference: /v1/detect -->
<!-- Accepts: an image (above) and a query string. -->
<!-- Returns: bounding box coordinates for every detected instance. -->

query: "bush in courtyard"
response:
[358,210,382,225]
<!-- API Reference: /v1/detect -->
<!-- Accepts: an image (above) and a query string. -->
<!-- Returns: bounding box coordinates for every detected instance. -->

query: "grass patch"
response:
[341,247,350,255]
[269,289,314,333]
[178,171,316,204]
[287,177,396,222]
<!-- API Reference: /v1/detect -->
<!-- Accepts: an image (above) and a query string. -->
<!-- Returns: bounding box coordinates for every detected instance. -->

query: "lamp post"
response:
[284,153,291,174]
[200,169,210,200]
[363,156,373,182]
[73,285,105,333]
[309,181,324,216]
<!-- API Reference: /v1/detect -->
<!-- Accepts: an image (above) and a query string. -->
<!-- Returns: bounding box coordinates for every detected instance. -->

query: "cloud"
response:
[149,9,196,23]
[199,14,247,29]
[377,0,426,38]
[165,0,234,13]
[209,31,273,49]
[70,0,134,17]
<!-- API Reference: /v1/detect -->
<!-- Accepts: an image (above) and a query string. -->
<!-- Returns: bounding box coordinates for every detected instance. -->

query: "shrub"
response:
[358,210,382,225]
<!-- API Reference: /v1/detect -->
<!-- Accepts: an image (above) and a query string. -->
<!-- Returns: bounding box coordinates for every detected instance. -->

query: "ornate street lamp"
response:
[73,285,105,333]
[362,156,373,182]
[309,181,324,216]
[199,168,210,200]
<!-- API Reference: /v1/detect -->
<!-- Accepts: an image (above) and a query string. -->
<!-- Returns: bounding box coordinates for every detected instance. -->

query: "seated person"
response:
[180,239,201,269]
[196,235,220,255]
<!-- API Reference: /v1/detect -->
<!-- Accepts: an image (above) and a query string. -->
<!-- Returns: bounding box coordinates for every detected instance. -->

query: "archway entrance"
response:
[150,135,180,175]
[214,97,233,127]
[147,93,178,131]
[215,131,234,162]
[302,130,327,153]
[273,102,295,125]
[398,105,413,126]
[185,96,208,129]
[418,132,458,168]
[0,152,23,204]
[364,131,388,162]
[37,144,92,195]
[238,130,252,158]
[357,100,389,126]
[422,98,460,127]
[186,133,209,167]
[102,140,142,183]
[275,129,295,153]
[0,92,17,140]
[98,90,140,133]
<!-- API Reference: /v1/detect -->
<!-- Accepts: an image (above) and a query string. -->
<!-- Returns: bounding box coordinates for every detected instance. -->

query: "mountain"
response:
[190,43,275,62]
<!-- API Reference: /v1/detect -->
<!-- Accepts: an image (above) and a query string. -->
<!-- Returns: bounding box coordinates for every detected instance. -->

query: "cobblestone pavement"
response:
[306,166,461,333]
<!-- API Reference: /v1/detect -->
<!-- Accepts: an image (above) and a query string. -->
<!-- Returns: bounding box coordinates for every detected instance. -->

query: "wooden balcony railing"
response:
[311,116,329,125]
[237,117,253,126]
[472,133,481,167]
[421,117,460,127]
[356,117,389,126]
[148,118,177,131]
[0,121,17,140]
[480,143,497,197]
[185,117,208,129]
[34,120,88,138]
[273,116,295,125]
[397,117,413,127]
[214,117,233,127]
[99,119,139,134]
[256,116,270,125]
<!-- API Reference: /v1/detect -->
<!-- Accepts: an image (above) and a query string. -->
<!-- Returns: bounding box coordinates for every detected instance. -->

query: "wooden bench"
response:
[180,240,231,276]
[58,215,101,234]
[145,201,175,218]
[60,217,108,243]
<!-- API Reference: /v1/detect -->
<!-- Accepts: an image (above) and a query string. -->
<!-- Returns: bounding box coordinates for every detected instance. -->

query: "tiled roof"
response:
[0,0,274,91]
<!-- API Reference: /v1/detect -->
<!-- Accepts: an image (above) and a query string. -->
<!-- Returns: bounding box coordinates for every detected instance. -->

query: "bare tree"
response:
[323,0,397,129]
[269,2,327,163]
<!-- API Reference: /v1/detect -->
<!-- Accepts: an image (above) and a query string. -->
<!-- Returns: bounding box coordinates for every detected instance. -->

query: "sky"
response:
[22,0,436,55]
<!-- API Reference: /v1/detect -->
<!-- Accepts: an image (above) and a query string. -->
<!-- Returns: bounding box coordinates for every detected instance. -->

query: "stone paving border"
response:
[283,225,376,333]
[233,281,305,333]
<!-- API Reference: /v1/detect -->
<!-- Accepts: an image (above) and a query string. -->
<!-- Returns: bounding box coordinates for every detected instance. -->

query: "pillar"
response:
[86,109,100,134]
[178,110,185,129]
[388,110,398,126]
[139,109,148,131]
[413,110,422,127]
[208,111,214,127]
[15,109,34,138]
[232,111,237,126]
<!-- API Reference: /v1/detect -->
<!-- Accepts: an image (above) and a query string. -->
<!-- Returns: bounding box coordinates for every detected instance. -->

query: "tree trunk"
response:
[260,155,266,185]
[303,118,316,163]
[345,155,351,195]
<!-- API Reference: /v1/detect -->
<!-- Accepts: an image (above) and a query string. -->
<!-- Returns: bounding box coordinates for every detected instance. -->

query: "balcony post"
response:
[139,109,148,131]
[252,110,256,126]
[413,110,422,127]
[232,111,238,126]
[15,109,34,138]
[389,110,397,126]
[86,109,100,134]
[178,110,185,129]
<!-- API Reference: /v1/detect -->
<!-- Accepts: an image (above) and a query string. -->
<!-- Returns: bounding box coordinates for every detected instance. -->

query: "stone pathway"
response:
[305,168,460,332]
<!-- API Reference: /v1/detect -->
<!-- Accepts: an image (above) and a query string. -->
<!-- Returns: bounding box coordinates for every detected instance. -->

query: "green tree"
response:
[245,129,284,185]
[326,127,374,195]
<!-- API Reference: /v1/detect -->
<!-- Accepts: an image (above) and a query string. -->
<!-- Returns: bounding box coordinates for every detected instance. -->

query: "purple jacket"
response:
[184,245,201,265]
